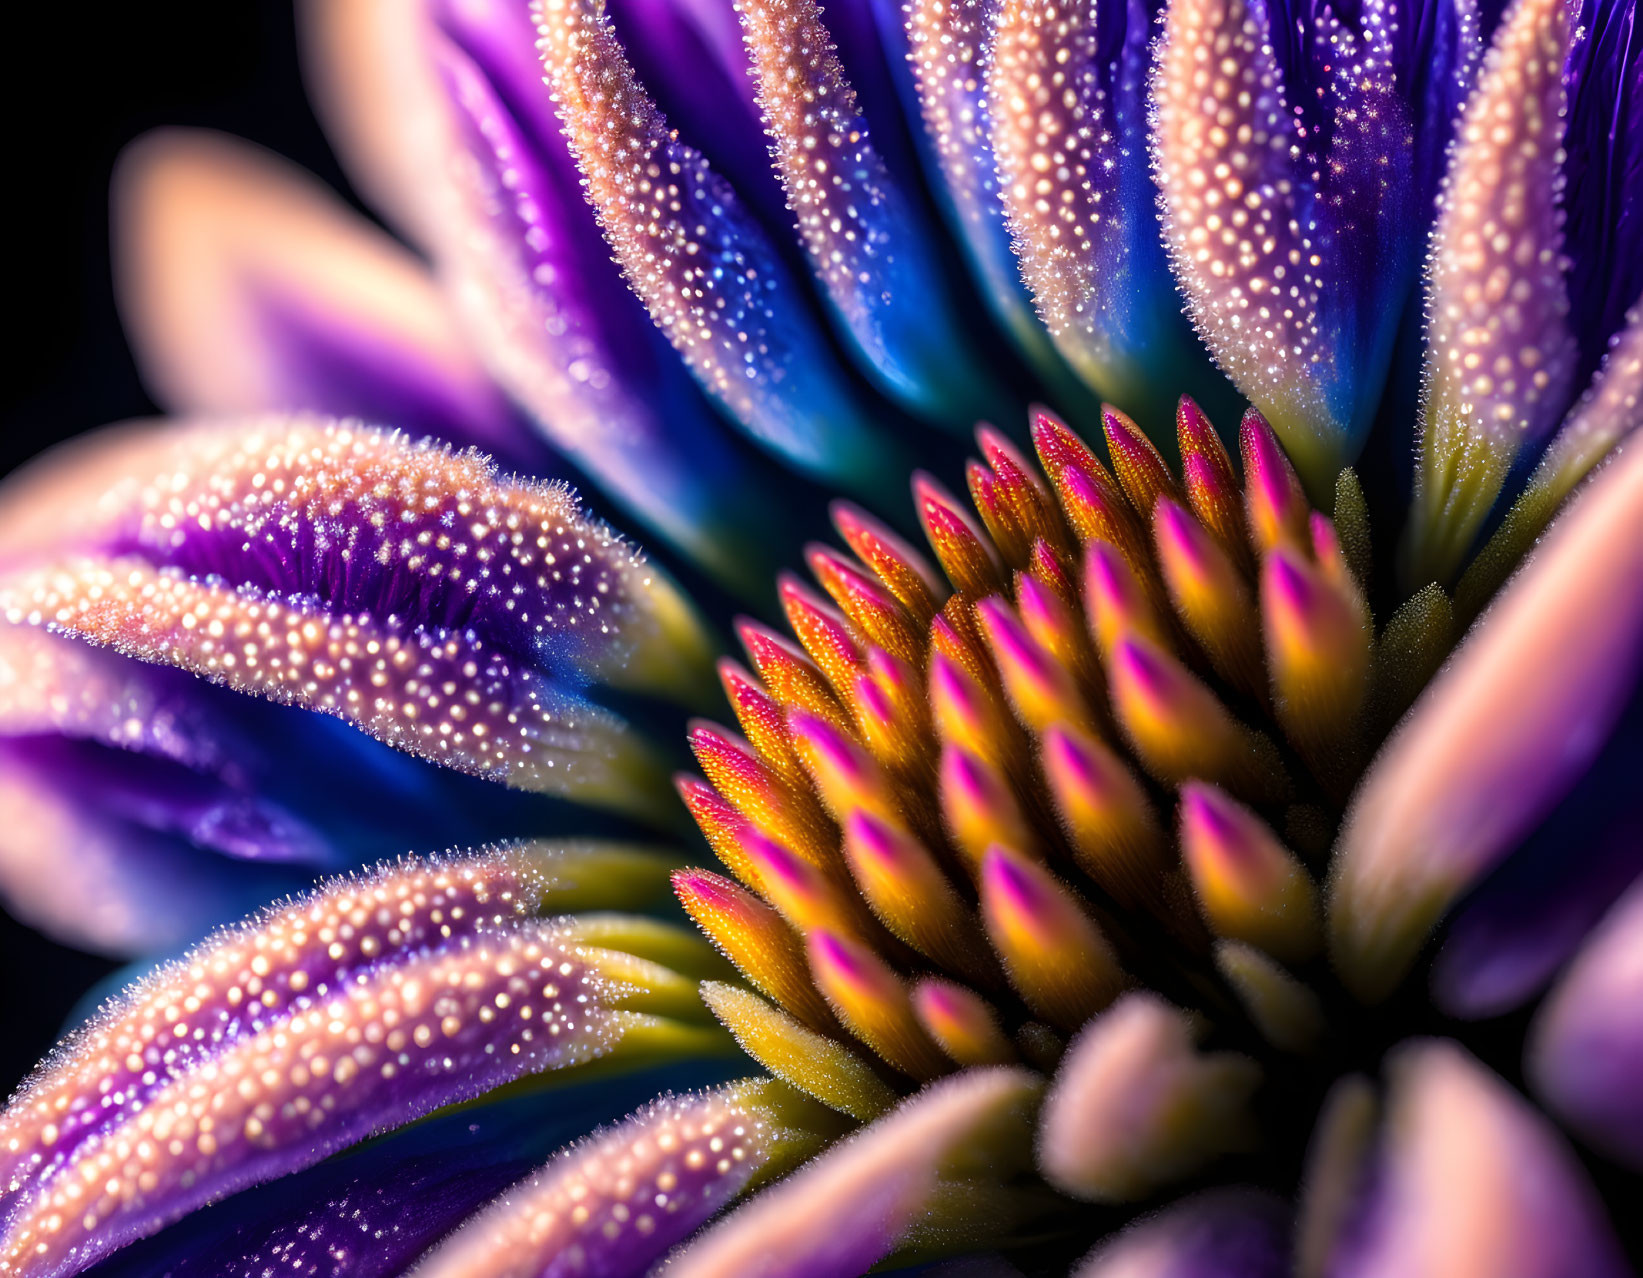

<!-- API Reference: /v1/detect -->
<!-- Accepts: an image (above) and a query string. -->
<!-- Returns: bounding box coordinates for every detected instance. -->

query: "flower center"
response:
[672,397,1457,1215]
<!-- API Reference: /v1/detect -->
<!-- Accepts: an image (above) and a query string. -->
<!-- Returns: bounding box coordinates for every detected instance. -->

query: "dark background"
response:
[0,5,360,1091]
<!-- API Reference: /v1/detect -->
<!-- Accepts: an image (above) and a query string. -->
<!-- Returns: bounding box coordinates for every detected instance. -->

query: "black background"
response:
[0,4,359,1092]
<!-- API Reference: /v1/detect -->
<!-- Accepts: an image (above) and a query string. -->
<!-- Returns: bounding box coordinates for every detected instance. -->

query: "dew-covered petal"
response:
[1329,439,1643,1003]
[1325,1041,1629,1278]
[661,1067,1042,1278]
[1404,0,1580,585]
[1459,305,1643,616]
[112,130,537,466]
[737,0,1008,424]
[532,0,906,496]
[0,552,685,956]
[1562,0,1643,366]
[422,0,799,590]
[1071,1189,1290,1278]
[989,0,1204,415]
[0,416,712,814]
[899,0,1066,385]
[1153,0,1419,483]
[1528,876,1643,1167]
[410,1082,781,1278]
[0,849,658,1278]
[82,1062,737,1278]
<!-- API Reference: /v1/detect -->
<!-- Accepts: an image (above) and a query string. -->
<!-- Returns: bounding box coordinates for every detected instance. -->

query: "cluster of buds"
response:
[673,400,1417,1135]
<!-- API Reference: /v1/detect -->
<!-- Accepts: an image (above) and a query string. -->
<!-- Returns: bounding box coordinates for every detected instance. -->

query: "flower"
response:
[1,0,1642,1273]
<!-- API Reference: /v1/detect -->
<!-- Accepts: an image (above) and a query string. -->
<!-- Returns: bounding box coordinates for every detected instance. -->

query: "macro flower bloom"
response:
[2,0,1643,1271]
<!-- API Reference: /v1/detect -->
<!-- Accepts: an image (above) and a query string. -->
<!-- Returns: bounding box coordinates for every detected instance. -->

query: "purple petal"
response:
[661,1067,1041,1278]
[1462,304,1643,614]
[1072,1190,1290,1278]
[601,0,790,230]
[0,609,669,955]
[897,0,1069,387]
[410,1083,777,1277]
[1404,0,1580,582]
[424,0,798,590]
[0,416,712,811]
[1431,677,1643,1017]
[112,130,542,468]
[79,1064,737,1278]
[989,0,1211,417]
[1153,0,1430,482]
[0,849,638,1278]
[1528,875,1643,1167]
[532,0,910,496]
[1325,1041,1629,1278]
[1387,0,1485,199]
[1329,438,1643,1002]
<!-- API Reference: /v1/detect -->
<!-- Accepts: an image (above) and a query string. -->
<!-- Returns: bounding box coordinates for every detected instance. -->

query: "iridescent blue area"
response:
[1091,0,1210,393]
[870,0,1064,387]
[746,3,1012,426]
[78,1063,737,1278]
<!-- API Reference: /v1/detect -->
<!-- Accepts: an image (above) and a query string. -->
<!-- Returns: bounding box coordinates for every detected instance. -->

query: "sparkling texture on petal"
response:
[738,0,1004,419]
[990,0,1190,408]
[426,13,794,589]
[531,0,900,489]
[0,849,637,1278]
[1459,305,1643,614]
[0,416,712,813]
[1406,0,1579,584]
[901,0,1061,372]
[409,1083,776,1278]
[1153,0,1415,481]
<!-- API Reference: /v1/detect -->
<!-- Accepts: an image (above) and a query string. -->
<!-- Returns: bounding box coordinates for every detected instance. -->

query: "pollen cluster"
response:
[676,399,1428,1131]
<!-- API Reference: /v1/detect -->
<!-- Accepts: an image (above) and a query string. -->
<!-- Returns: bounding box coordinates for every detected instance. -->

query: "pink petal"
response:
[1327,1041,1627,1278]
[1329,442,1643,1001]
[661,1067,1041,1278]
